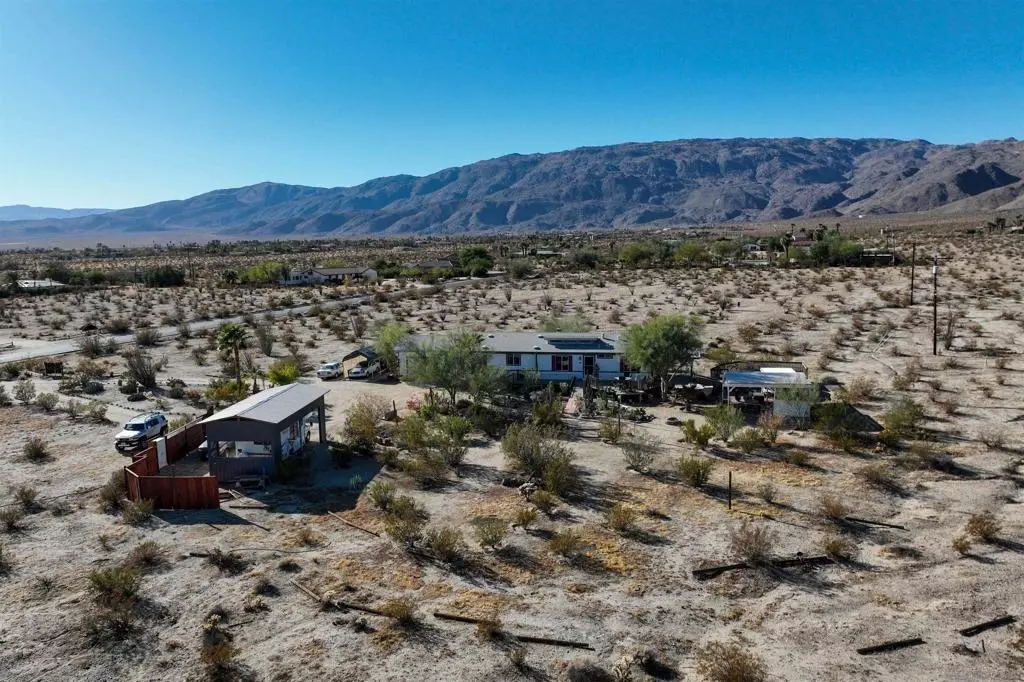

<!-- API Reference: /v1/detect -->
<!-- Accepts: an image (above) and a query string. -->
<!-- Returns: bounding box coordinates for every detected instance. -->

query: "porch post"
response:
[318,399,327,444]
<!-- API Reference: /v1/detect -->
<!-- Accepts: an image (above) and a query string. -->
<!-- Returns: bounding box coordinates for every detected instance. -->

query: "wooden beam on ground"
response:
[959,615,1016,637]
[692,555,834,581]
[844,516,907,530]
[432,611,593,650]
[327,510,381,537]
[290,578,326,605]
[856,637,925,655]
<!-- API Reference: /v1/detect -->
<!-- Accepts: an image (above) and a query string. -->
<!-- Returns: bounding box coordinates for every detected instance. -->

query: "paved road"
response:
[0,277,478,365]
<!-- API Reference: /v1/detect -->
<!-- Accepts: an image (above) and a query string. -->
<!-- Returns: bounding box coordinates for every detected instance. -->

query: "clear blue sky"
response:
[1,0,1022,209]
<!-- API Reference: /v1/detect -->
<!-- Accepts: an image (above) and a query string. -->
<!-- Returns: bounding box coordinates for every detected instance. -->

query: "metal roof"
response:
[403,331,625,355]
[201,383,329,426]
[722,370,809,387]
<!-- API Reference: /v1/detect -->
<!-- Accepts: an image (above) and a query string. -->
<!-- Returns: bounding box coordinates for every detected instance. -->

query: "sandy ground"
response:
[2,234,1024,681]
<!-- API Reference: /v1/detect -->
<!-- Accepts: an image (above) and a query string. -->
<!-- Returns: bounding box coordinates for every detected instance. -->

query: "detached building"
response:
[281,267,377,285]
[399,331,642,382]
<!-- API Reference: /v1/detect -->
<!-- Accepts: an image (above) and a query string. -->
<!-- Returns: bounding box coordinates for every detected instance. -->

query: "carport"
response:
[202,383,330,472]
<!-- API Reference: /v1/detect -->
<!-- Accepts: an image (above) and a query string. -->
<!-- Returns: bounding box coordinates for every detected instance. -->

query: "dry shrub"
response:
[817,494,849,524]
[530,490,558,514]
[729,520,776,565]
[965,511,1000,542]
[23,437,50,463]
[124,541,167,572]
[98,472,126,514]
[379,598,417,626]
[513,507,538,529]
[821,535,856,560]
[88,566,141,610]
[951,535,972,556]
[206,548,248,574]
[0,544,12,576]
[620,431,659,472]
[730,428,764,455]
[976,424,1007,449]
[366,478,397,509]
[475,613,503,641]
[694,641,768,682]
[14,485,40,512]
[787,450,809,467]
[0,508,24,533]
[605,504,637,533]
[548,528,584,558]
[856,464,899,492]
[756,412,784,444]
[841,376,877,404]
[121,499,153,526]
[755,479,777,504]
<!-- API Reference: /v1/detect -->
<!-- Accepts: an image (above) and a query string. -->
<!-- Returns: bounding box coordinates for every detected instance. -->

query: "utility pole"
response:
[932,255,939,356]
[909,242,916,305]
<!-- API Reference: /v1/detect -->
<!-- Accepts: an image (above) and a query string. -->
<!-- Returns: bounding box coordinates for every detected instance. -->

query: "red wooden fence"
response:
[122,421,220,510]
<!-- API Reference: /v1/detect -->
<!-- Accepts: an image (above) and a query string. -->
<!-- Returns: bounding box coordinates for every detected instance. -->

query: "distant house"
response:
[401,259,455,272]
[16,279,67,291]
[398,331,643,382]
[282,267,377,286]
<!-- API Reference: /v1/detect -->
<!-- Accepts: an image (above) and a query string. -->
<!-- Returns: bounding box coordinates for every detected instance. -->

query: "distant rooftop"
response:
[202,383,330,426]
[404,331,625,355]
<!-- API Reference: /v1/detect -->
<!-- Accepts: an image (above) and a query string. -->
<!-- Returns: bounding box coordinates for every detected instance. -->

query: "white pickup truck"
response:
[317,361,343,380]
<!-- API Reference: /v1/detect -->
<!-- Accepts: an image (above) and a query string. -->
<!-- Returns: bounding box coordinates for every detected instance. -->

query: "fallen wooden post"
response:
[290,578,327,605]
[432,611,592,649]
[327,510,381,537]
[856,637,925,655]
[692,555,833,580]
[514,634,593,650]
[228,504,270,510]
[959,615,1016,637]
[692,562,749,580]
[844,516,907,530]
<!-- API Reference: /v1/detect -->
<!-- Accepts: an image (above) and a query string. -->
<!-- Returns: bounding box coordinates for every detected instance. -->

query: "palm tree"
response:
[216,323,251,387]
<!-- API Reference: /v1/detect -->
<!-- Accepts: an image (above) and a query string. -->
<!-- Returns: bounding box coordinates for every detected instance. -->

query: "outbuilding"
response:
[201,383,330,480]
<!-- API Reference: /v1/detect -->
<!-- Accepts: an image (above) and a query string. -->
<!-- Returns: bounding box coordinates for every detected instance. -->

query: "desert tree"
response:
[622,314,703,396]
[407,331,499,406]
[374,320,411,376]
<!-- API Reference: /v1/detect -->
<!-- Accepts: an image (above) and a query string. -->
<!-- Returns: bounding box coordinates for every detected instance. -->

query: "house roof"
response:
[201,383,330,426]
[722,370,809,387]
[403,331,625,355]
[311,267,373,276]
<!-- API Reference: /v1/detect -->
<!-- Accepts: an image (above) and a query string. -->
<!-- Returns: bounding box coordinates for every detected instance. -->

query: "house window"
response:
[505,353,521,367]
[552,355,573,372]
[597,353,614,359]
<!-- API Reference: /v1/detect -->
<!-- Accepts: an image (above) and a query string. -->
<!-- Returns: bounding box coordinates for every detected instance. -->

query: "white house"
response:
[399,331,641,382]
[281,267,377,286]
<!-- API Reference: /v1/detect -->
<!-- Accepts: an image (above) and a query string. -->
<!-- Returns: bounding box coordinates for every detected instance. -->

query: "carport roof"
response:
[201,383,330,427]
[722,370,809,387]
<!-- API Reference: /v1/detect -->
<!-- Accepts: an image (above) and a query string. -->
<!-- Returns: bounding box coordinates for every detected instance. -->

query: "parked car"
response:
[317,361,343,380]
[115,413,168,452]
[347,358,381,379]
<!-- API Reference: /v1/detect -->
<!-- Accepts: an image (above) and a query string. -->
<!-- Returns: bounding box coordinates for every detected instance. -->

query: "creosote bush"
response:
[125,541,168,572]
[965,511,1000,542]
[729,520,776,565]
[424,525,464,563]
[473,516,509,550]
[731,427,764,455]
[676,455,714,487]
[23,437,50,462]
[513,507,538,529]
[682,419,715,449]
[99,471,127,514]
[548,528,585,558]
[952,535,972,556]
[605,504,637,533]
[365,479,397,510]
[620,431,659,472]
[121,499,153,526]
[694,641,768,682]
[703,404,744,443]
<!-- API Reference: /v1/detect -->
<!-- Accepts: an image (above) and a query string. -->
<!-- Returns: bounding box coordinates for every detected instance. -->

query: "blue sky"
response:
[1,0,1022,209]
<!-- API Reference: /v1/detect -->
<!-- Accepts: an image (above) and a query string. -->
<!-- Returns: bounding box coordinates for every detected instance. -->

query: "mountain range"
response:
[0,205,111,222]
[4,137,1023,240]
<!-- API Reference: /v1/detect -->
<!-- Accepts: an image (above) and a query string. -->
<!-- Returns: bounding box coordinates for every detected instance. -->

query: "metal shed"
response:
[201,383,330,467]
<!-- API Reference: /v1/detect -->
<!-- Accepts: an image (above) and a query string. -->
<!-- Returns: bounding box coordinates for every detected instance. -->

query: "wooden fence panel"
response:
[137,475,220,509]
[209,455,275,482]
[124,469,142,502]
[165,422,206,464]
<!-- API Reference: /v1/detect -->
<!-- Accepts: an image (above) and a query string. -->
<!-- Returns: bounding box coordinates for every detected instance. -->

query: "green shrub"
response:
[13,379,35,403]
[0,385,10,407]
[384,510,426,548]
[1,508,24,533]
[540,443,578,497]
[620,431,659,472]
[513,507,538,529]
[124,541,167,572]
[34,392,59,411]
[599,416,624,443]
[206,548,248,574]
[605,504,637,533]
[881,398,925,437]
[404,452,449,488]
[530,490,558,514]
[267,359,301,385]
[703,404,744,443]
[473,516,508,550]
[548,528,584,558]
[676,456,714,487]
[88,566,141,609]
[731,427,764,455]
[681,419,715,449]
[98,472,126,513]
[87,401,109,423]
[755,479,777,504]
[531,391,564,427]
[120,499,153,525]
[365,480,397,510]
[424,526,464,563]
